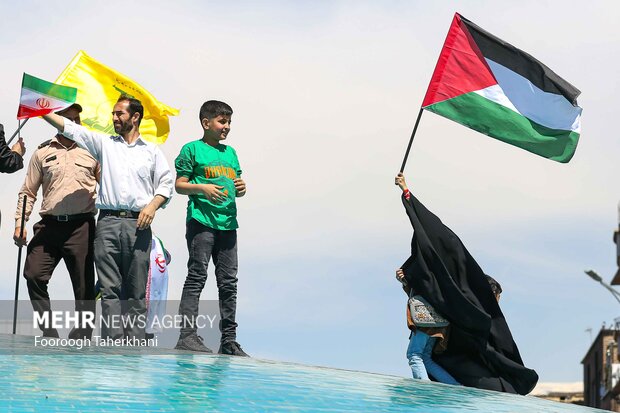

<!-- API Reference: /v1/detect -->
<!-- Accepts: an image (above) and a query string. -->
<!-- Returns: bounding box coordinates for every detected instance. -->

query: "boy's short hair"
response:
[199,100,233,122]
[486,275,503,296]
[117,95,144,126]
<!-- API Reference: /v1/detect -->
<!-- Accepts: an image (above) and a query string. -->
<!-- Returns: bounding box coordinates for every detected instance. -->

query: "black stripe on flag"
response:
[460,15,581,106]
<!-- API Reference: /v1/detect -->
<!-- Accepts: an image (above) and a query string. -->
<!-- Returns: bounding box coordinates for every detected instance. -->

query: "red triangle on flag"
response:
[422,13,497,107]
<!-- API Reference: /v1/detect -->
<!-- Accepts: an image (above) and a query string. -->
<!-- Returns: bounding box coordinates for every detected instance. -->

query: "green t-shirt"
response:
[175,140,242,230]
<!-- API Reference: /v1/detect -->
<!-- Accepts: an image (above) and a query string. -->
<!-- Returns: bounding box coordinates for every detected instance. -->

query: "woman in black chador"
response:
[395,172,538,395]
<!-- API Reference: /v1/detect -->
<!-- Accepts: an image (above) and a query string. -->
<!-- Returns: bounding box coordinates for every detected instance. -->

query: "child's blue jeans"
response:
[406,330,460,385]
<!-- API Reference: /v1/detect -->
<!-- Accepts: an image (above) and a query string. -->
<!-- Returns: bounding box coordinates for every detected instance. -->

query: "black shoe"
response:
[219,340,249,357]
[174,334,213,353]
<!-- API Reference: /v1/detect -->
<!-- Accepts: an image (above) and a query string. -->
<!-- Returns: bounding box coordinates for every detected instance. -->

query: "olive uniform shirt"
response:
[15,136,99,226]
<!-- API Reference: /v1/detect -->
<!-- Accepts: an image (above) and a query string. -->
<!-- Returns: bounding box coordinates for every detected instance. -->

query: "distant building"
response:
[582,328,620,411]
[580,206,620,410]
[531,382,583,405]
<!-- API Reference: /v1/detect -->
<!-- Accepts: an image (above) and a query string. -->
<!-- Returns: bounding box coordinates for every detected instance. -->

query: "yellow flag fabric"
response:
[55,51,179,144]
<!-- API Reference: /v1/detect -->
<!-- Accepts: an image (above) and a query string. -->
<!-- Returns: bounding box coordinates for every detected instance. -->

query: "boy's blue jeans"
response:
[178,219,239,342]
[406,330,460,385]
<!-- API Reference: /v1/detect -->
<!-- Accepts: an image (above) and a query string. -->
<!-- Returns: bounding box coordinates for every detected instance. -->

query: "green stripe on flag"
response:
[22,73,77,103]
[425,91,580,163]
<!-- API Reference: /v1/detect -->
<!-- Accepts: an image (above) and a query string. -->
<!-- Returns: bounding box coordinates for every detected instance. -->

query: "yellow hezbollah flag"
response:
[55,51,179,144]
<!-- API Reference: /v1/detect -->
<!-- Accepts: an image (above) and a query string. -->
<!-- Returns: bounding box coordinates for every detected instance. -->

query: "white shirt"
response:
[63,120,173,211]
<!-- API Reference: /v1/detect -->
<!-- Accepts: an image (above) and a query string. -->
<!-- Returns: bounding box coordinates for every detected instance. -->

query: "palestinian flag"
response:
[17,73,77,119]
[422,13,582,163]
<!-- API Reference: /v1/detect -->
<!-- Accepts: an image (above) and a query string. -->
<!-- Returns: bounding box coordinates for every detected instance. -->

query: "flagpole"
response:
[399,108,424,173]
[6,119,29,146]
[12,195,27,334]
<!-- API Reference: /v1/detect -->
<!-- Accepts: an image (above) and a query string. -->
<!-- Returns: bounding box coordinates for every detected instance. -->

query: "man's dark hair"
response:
[117,95,144,125]
[486,275,503,296]
[199,100,233,122]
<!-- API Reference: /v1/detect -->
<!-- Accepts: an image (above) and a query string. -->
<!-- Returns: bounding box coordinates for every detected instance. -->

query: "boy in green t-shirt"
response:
[174,100,248,356]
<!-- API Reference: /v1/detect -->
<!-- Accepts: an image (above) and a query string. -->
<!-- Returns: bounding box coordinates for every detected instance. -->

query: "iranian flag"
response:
[17,73,77,119]
[423,13,582,163]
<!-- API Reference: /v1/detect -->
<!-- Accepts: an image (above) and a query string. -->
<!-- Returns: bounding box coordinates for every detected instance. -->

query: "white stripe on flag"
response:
[19,87,73,112]
[476,59,581,133]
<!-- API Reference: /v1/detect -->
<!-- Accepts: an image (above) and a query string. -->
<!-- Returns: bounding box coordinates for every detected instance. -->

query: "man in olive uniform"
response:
[14,104,99,339]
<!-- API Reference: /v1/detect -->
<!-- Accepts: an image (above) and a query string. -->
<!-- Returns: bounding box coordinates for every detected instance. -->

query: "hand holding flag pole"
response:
[12,195,27,335]
[6,119,29,146]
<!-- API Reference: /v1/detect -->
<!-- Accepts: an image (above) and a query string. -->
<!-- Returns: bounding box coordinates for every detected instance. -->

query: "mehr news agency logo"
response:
[32,311,218,349]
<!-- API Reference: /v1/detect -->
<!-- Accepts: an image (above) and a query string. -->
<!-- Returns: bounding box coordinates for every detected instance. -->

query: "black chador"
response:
[0,124,23,173]
[401,193,538,395]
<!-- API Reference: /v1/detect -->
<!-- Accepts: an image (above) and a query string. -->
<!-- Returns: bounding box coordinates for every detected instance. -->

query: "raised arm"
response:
[41,114,103,160]
[395,172,409,192]
[42,113,66,133]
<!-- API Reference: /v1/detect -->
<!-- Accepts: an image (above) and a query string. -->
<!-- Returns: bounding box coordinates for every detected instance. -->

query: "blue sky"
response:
[0,0,619,383]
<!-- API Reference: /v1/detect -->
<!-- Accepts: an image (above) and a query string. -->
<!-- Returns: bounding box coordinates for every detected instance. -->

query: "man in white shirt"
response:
[43,96,174,340]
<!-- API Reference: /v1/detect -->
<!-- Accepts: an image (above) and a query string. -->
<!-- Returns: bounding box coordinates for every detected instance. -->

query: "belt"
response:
[42,213,95,222]
[99,209,141,219]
